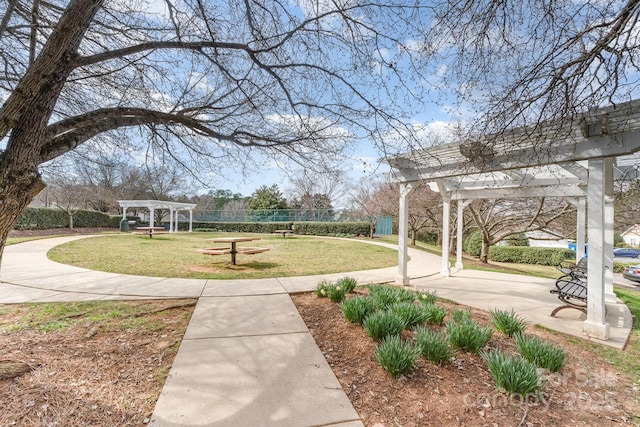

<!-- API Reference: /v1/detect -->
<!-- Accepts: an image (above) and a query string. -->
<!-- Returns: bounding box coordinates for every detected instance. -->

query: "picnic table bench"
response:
[273,229,294,238]
[132,226,168,238]
[197,237,269,265]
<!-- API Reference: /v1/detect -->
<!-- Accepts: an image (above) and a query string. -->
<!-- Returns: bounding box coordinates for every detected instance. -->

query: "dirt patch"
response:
[0,299,195,426]
[292,292,639,427]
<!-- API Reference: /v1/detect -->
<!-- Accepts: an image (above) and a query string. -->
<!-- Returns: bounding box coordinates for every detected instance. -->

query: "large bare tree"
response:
[466,198,576,263]
[430,0,640,134]
[0,0,432,264]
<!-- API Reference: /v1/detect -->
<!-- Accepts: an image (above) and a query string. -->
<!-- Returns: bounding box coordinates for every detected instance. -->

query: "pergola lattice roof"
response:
[389,99,640,189]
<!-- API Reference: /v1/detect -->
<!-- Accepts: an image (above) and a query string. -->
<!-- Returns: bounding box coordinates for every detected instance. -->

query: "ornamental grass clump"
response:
[387,301,428,328]
[336,276,358,293]
[450,308,473,323]
[368,284,416,309]
[481,350,542,397]
[515,334,567,373]
[414,325,454,365]
[490,309,528,337]
[417,290,438,305]
[446,318,493,353]
[363,310,405,341]
[341,296,378,325]
[423,304,447,326]
[315,279,331,298]
[326,284,347,302]
[374,335,419,378]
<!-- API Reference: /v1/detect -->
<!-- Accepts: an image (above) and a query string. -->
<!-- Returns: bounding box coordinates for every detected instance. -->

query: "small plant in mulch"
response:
[446,317,493,353]
[417,290,438,305]
[363,310,405,341]
[515,334,567,373]
[368,284,416,309]
[490,308,528,337]
[450,308,473,323]
[414,325,454,365]
[326,284,348,302]
[481,349,542,397]
[315,279,331,298]
[340,296,378,325]
[423,304,447,325]
[374,335,419,378]
[387,301,428,329]
[336,276,358,293]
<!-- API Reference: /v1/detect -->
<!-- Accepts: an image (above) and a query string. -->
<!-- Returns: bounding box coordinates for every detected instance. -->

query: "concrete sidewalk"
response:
[0,235,634,426]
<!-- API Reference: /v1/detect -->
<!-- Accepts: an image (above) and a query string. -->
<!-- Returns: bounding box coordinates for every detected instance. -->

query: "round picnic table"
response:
[207,236,261,265]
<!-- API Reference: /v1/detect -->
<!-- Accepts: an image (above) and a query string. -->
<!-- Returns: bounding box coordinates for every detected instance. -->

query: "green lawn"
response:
[48,233,398,279]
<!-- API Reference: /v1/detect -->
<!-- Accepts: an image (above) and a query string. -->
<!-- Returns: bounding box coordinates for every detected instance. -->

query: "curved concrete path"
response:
[0,235,633,426]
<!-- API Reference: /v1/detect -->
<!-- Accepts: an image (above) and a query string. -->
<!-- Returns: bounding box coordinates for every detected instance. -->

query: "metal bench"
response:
[556,256,587,280]
[550,276,587,316]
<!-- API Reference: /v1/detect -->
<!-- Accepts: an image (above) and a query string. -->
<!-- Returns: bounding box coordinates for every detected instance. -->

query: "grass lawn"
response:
[48,233,398,279]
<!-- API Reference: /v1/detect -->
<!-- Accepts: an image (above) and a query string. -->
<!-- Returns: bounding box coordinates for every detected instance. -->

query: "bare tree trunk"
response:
[410,229,416,246]
[0,0,103,266]
[480,239,490,263]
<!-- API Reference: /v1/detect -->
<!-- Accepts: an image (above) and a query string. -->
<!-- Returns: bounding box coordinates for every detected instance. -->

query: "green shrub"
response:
[315,280,331,298]
[291,221,369,236]
[515,334,567,373]
[387,302,428,328]
[488,246,574,266]
[414,325,454,365]
[481,350,541,396]
[326,284,347,302]
[446,318,493,353]
[423,304,447,326]
[463,231,483,257]
[175,220,369,235]
[490,309,528,337]
[13,207,113,230]
[417,290,438,305]
[374,335,419,378]
[363,310,405,341]
[341,296,378,324]
[368,284,416,309]
[336,276,358,293]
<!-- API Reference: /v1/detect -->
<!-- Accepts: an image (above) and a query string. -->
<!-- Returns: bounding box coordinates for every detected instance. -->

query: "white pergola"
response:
[388,99,640,341]
[118,200,197,232]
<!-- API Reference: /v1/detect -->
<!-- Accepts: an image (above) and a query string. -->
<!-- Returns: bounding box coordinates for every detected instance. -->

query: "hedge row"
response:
[488,246,575,266]
[184,221,369,236]
[13,207,115,230]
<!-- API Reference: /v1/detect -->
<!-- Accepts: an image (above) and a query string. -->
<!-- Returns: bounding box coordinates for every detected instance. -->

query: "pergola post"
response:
[188,209,193,232]
[441,197,451,277]
[577,197,586,262]
[169,209,174,232]
[455,200,469,269]
[604,158,616,303]
[396,182,413,286]
[149,208,155,228]
[584,159,610,340]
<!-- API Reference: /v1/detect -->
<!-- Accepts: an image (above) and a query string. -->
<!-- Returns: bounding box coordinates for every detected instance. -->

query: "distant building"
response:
[525,230,572,249]
[620,224,640,247]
